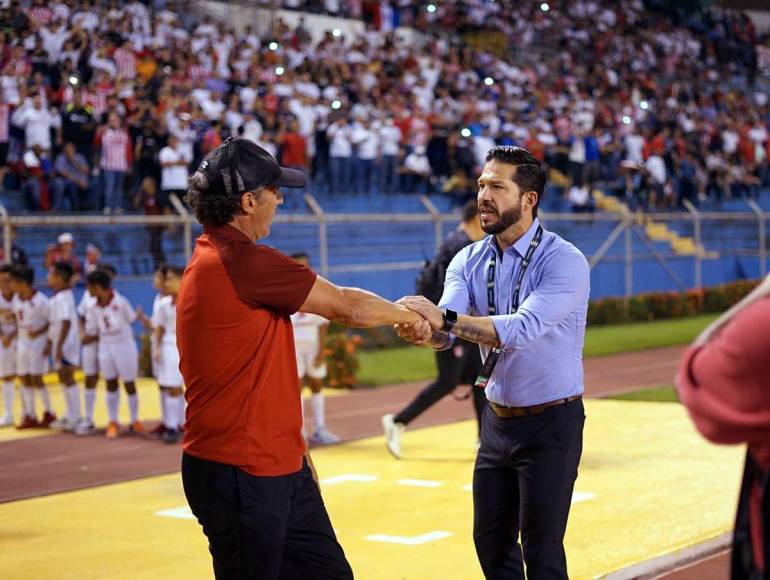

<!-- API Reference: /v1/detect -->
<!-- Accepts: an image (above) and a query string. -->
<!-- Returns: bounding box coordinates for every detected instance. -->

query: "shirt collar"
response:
[203,224,253,244]
[485,218,542,258]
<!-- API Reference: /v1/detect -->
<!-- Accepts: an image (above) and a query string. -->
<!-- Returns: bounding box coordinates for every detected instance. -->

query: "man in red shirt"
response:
[676,276,770,578]
[178,137,426,579]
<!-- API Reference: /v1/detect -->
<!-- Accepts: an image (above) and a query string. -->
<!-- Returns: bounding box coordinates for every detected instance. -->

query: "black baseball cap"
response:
[196,137,306,197]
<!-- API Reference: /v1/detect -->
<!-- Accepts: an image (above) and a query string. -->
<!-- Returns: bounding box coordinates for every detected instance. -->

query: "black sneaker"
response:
[162,428,181,444]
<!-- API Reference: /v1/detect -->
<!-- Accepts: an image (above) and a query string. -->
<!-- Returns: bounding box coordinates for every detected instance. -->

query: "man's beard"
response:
[479,204,522,235]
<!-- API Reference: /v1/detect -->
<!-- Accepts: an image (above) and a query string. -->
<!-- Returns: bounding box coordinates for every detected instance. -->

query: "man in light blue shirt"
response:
[397,146,589,579]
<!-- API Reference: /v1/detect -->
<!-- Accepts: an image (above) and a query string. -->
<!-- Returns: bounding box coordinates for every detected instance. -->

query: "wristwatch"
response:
[441,309,458,332]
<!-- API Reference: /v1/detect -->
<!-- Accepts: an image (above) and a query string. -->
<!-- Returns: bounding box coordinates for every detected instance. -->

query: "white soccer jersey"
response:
[86,291,136,344]
[0,292,17,337]
[77,289,98,319]
[48,288,81,363]
[152,295,177,346]
[290,312,328,345]
[12,291,49,342]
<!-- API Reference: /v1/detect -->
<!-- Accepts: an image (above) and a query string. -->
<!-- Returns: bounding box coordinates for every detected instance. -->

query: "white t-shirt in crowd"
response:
[327,123,352,157]
[159,145,191,191]
[291,312,328,345]
[379,124,402,156]
[352,126,378,160]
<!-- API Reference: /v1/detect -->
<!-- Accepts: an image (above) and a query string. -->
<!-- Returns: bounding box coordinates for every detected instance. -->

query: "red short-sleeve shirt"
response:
[177,224,317,476]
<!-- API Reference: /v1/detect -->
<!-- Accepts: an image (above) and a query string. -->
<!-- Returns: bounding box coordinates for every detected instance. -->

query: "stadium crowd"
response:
[0,0,767,216]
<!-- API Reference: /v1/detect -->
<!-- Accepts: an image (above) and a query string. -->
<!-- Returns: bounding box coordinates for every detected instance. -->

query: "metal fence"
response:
[0,195,767,297]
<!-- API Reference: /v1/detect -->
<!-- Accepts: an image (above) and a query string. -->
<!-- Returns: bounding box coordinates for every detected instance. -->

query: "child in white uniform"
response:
[289,253,339,446]
[0,265,17,426]
[11,266,55,429]
[84,269,142,439]
[47,262,82,431]
[152,266,184,443]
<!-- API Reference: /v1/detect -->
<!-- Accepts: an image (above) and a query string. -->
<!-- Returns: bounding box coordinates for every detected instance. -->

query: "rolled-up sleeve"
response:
[438,247,472,314]
[492,248,589,351]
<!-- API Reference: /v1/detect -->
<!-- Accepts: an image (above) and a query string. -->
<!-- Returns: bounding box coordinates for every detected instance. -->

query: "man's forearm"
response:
[450,314,501,348]
[338,287,417,327]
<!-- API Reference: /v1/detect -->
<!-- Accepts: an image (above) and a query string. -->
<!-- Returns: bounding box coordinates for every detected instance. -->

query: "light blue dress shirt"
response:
[438,218,590,407]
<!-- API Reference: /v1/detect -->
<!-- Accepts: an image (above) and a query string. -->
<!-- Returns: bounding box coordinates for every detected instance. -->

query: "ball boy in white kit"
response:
[136,264,170,436]
[46,262,82,432]
[0,265,17,426]
[75,264,116,436]
[83,269,142,439]
[289,253,340,446]
[152,266,184,444]
[11,266,55,429]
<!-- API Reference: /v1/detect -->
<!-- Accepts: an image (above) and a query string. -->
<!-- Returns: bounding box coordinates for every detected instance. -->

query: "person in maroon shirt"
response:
[178,137,426,579]
[676,275,770,579]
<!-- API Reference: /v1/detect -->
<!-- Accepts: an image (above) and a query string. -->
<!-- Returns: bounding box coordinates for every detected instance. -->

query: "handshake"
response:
[393,296,446,347]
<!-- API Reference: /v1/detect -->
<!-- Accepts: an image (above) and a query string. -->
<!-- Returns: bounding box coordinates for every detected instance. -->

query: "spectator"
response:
[133,176,165,267]
[132,116,163,186]
[277,118,308,190]
[351,117,378,194]
[12,94,60,154]
[83,243,100,275]
[60,89,97,163]
[378,115,401,193]
[327,116,353,194]
[96,112,132,214]
[402,145,430,194]
[45,232,82,283]
[52,142,90,211]
[22,144,52,211]
[0,92,11,189]
[158,134,191,211]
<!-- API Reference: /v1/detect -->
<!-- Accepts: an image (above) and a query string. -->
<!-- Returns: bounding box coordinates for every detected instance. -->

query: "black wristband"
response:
[441,309,458,332]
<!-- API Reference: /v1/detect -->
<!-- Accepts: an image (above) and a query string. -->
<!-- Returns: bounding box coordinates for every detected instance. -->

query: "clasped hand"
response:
[394,296,444,346]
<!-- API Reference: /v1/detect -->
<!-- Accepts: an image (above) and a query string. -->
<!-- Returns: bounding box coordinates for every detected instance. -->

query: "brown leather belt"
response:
[489,395,582,418]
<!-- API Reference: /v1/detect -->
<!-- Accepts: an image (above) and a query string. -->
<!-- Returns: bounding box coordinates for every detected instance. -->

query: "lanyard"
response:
[475,225,543,389]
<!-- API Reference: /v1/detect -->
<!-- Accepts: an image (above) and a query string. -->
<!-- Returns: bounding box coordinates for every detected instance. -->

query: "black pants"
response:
[182,453,353,580]
[394,340,486,433]
[473,398,585,580]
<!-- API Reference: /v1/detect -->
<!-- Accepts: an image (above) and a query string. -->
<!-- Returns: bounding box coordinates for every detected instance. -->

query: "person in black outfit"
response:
[382,200,487,458]
[61,90,97,163]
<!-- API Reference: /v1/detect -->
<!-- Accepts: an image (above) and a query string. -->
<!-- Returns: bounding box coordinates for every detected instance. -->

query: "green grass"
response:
[583,313,718,357]
[606,384,679,403]
[356,314,718,386]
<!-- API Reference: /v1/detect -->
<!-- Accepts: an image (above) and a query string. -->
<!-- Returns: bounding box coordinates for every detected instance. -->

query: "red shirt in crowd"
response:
[177,224,317,476]
[281,133,307,167]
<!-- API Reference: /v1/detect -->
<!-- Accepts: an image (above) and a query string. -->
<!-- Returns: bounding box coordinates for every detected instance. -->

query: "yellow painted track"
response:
[0,400,743,579]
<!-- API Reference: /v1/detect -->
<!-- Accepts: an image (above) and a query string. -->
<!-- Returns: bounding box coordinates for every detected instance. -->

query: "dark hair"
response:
[165,265,184,278]
[461,200,479,223]
[0,264,13,275]
[154,263,167,276]
[185,172,241,226]
[86,269,111,289]
[290,252,310,261]
[52,261,74,283]
[11,265,34,285]
[485,146,546,218]
[99,264,117,279]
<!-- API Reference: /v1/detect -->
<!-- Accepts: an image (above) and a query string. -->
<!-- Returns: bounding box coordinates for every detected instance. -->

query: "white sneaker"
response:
[75,419,96,436]
[382,414,405,459]
[64,418,80,433]
[50,417,69,430]
[0,414,13,427]
[309,427,341,446]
